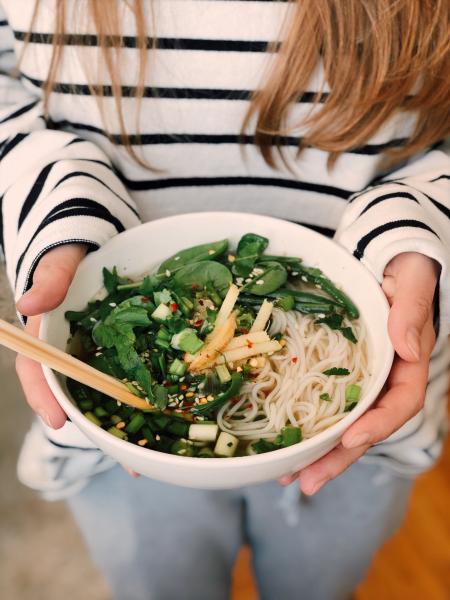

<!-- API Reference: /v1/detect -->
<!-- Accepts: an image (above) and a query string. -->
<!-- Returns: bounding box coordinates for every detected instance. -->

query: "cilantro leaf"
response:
[323,368,350,376]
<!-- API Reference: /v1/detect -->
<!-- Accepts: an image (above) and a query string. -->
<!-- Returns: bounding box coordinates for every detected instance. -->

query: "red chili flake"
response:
[180,384,188,391]
[183,401,194,408]
[246,340,253,349]
[191,283,200,290]
[193,319,203,328]
[239,328,249,335]
[169,302,179,313]
[198,299,204,306]
[141,296,150,303]
[291,357,298,364]
[244,403,252,409]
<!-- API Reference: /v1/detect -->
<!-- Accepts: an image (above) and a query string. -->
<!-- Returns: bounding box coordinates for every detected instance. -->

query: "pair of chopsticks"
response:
[0,317,152,411]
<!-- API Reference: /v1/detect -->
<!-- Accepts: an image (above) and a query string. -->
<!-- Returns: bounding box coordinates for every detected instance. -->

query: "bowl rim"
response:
[41,211,394,469]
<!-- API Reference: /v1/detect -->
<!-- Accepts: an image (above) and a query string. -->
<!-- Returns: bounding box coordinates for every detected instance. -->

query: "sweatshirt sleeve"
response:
[0,13,141,300]
[335,144,450,338]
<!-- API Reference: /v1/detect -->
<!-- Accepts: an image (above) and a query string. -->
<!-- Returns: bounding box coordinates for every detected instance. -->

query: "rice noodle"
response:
[217,308,369,444]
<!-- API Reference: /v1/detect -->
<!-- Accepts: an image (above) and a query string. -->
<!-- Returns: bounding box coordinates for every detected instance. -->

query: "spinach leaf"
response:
[173,260,233,297]
[232,233,269,277]
[158,239,229,275]
[341,327,358,343]
[241,261,287,295]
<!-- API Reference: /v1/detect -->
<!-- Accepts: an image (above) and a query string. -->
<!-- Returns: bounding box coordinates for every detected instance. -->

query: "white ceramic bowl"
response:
[41,212,393,489]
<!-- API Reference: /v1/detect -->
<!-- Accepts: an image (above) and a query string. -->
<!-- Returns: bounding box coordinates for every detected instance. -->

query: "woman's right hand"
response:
[15,244,88,429]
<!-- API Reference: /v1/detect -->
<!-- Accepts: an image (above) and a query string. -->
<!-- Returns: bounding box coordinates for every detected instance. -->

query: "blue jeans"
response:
[68,462,413,600]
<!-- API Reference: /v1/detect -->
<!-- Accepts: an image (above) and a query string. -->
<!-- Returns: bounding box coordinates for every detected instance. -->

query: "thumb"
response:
[16,244,88,316]
[386,254,437,363]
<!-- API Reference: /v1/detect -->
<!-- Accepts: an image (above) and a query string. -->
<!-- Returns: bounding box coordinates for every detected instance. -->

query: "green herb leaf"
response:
[173,260,233,298]
[320,393,331,401]
[341,327,358,343]
[323,368,350,376]
[241,261,287,295]
[232,233,269,277]
[158,239,229,275]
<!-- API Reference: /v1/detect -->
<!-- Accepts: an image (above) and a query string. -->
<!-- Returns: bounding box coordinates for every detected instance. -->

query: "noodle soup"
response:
[65,233,368,459]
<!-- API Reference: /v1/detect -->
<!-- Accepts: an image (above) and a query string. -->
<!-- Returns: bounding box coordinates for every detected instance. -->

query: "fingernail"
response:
[37,410,53,428]
[304,478,328,495]
[279,475,293,486]
[406,328,421,361]
[345,432,370,449]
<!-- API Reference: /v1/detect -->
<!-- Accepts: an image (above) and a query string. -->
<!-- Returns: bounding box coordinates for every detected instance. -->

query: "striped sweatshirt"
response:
[1,1,449,496]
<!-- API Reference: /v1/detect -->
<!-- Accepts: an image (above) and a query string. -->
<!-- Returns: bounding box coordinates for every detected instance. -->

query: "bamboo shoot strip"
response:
[224,331,270,351]
[0,318,153,411]
[216,340,282,364]
[250,299,273,332]
[213,284,239,330]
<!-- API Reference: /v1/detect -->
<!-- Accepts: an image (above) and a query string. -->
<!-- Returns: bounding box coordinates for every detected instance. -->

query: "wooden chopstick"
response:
[0,318,153,411]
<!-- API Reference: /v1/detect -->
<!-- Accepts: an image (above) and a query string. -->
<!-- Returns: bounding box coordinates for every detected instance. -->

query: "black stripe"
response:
[21,73,326,103]
[119,174,351,199]
[15,200,125,280]
[430,198,450,220]
[293,221,335,238]
[18,162,57,229]
[20,239,99,297]
[430,174,450,183]
[0,99,38,125]
[0,19,7,27]
[0,132,28,160]
[46,437,102,451]
[353,220,439,260]
[14,31,273,53]
[358,191,419,216]
[52,171,140,218]
[44,199,126,233]
[47,118,408,154]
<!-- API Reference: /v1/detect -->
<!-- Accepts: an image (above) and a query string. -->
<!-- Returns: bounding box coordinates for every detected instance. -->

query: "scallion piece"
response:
[125,413,146,434]
[215,364,231,384]
[345,384,361,403]
[84,411,101,426]
[169,358,187,377]
[107,426,127,440]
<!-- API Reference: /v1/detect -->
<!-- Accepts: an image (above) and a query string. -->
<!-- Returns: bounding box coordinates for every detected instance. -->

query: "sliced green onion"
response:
[125,413,146,434]
[320,393,331,402]
[84,411,101,426]
[215,364,231,384]
[280,425,302,447]
[345,384,361,403]
[169,358,188,377]
[107,426,127,440]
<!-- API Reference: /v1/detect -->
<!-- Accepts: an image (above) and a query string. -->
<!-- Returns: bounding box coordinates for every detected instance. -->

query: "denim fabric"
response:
[68,462,413,600]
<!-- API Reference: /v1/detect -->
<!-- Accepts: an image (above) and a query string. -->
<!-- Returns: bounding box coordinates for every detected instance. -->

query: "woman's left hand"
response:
[280,252,439,495]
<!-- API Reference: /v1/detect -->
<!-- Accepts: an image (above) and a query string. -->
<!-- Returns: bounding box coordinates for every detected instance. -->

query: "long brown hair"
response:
[24,0,450,169]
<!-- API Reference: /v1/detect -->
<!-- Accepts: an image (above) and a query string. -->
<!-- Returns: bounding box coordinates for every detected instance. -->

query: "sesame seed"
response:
[236,277,244,285]
[228,254,236,262]
[165,269,171,277]
[255,279,264,285]
[116,401,122,406]
[291,271,299,276]
[253,268,264,276]
[116,421,126,430]
[178,395,184,400]
[155,434,161,441]
[179,448,187,454]
[89,317,97,323]
[301,276,308,282]
[208,249,215,255]
[317,313,326,319]
[245,278,252,283]
[137,439,148,446]
[95,351,102,357]
[109,302,117,307]
[174,256,180,261]
[315,284,322,289]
